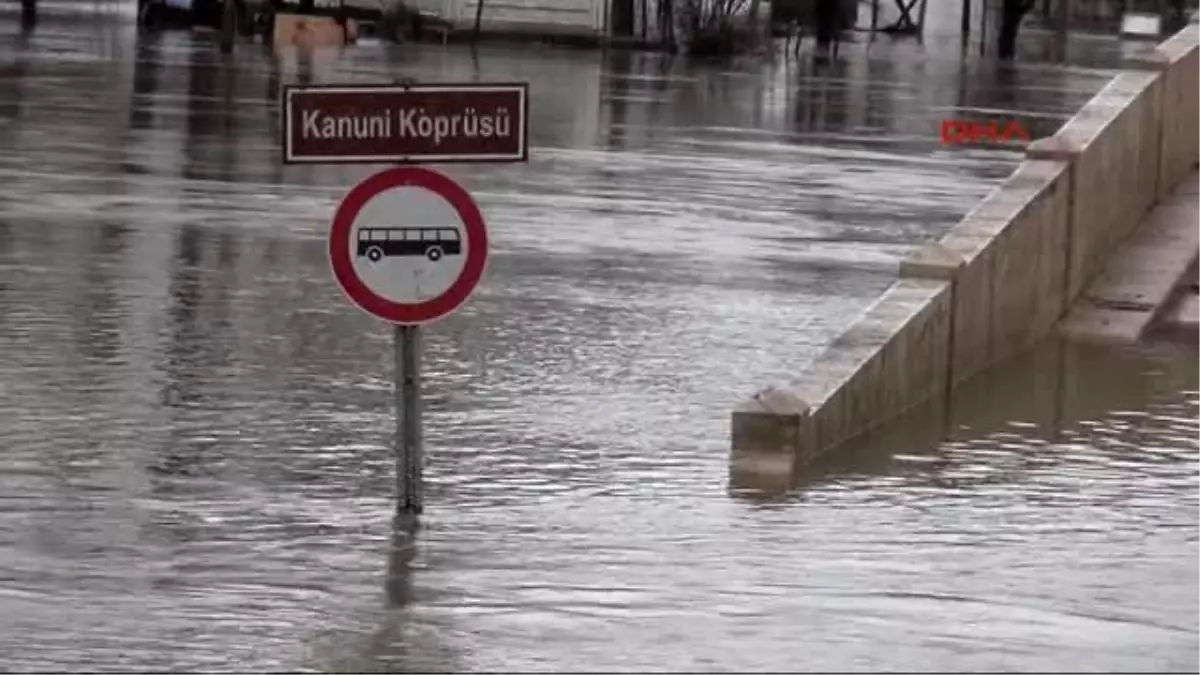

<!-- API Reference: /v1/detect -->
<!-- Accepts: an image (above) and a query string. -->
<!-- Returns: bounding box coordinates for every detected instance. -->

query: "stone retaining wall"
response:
[730,23,1200,481]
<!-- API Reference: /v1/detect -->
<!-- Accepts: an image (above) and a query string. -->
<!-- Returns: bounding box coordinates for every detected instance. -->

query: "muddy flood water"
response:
[0,12,1195,673]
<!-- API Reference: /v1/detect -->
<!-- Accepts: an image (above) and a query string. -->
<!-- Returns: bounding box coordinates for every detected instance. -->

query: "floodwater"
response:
[0,12,1195,673]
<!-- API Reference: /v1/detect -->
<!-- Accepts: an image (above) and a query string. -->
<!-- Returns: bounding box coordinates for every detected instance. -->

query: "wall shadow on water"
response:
[791,59,852,139]
[646,54,674,131]
[153,221,242,481]
[0,220,11,312]
[731,336,1199,500]
[183,45,240,184]
[129,33,163,132]
[0,41,30,124]
[602,50,634,151]
[71,222,128,365]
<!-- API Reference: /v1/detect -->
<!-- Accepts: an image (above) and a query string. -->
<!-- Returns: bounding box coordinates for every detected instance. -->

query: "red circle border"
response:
[328,167,489,325]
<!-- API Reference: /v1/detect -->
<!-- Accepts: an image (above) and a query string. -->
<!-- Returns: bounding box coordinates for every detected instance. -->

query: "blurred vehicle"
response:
[137,0,406,38]
[770,0,861,36]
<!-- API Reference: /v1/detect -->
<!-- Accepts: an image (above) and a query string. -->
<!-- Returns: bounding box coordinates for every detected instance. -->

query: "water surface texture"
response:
[1,15,1194,673]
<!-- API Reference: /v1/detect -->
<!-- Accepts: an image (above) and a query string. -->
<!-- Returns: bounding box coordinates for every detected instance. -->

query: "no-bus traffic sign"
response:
[294,80,526,525]
[329,166,489,325]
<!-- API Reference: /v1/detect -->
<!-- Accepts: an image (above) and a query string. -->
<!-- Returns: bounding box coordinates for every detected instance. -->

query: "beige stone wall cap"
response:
[1026,136,1081,160]
[1124,49,1172,70]
[750,386,810,416]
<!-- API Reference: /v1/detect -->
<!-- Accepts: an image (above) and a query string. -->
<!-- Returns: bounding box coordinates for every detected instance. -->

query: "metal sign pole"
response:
[219,0,237,54]
[961,0,972,44]
[394,323,424,527]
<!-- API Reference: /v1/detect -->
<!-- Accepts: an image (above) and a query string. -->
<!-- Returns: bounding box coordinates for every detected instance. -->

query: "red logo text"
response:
[940,119,1032,145]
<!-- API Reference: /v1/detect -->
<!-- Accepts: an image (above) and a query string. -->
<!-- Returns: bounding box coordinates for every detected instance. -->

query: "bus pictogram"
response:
[357,226,463,262]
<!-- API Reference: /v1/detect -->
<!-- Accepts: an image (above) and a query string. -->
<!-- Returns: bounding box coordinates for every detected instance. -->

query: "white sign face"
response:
[347,186,470,305]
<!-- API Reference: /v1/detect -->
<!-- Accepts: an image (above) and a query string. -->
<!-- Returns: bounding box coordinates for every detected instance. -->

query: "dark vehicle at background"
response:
[137,0,399,37]
[770,0,861,34]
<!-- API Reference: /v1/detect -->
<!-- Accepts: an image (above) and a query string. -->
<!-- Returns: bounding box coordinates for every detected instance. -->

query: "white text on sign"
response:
[301,107,514,146]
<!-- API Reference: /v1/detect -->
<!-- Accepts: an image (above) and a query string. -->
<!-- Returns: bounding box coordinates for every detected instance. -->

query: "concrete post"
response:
[729,387,810,489]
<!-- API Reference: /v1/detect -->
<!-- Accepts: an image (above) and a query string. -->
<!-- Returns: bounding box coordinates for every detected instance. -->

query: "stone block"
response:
[730,387,809,477]
[899,244,965,281]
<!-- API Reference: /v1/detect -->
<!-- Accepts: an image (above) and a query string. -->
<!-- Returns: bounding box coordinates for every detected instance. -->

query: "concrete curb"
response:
[730,23,1200,480]
[731,278,952,473]
[1059,171,1200,343]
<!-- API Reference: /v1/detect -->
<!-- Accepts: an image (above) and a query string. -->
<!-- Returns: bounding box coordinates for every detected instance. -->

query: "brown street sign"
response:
[282,83,529,164]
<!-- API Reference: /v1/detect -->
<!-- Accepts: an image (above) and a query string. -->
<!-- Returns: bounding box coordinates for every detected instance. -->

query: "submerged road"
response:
[0,14,1195,672]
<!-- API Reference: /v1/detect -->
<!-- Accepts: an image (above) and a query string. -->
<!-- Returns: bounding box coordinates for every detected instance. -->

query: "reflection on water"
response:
[0,14,1194,674]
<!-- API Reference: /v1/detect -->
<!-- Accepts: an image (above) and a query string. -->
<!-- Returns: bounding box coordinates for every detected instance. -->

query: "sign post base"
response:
[394,324,423,530]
